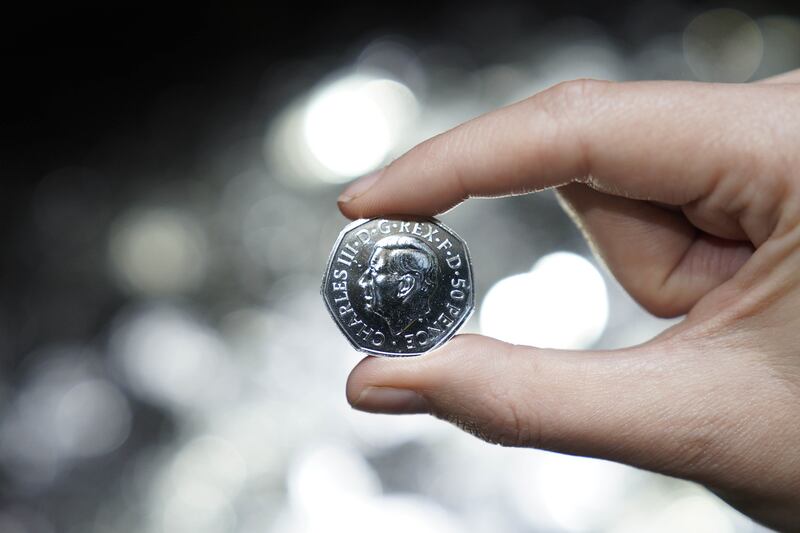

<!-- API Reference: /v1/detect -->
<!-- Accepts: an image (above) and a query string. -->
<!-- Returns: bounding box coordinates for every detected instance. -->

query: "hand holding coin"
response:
[335,72,800,531]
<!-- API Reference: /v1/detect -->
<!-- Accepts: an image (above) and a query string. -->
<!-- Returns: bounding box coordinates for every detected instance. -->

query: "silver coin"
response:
[321,216,475,357]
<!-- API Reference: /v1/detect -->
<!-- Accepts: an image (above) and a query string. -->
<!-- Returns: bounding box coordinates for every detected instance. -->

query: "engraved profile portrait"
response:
[358,235,440,336]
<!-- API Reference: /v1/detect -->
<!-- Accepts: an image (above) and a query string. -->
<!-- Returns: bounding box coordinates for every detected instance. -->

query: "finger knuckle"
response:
[537,78,609,118]
[409,129,453,169]
[482,344,542,448]
[437,400,534,448]
[531,78,611,178]
[429,343,542,448]
[488,397,537,448]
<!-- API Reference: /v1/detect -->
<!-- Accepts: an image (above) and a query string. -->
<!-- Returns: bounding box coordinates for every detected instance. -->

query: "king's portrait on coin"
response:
[358,235,440,336]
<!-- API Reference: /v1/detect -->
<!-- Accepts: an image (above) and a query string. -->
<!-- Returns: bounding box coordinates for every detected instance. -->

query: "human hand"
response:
[337,70,800,531]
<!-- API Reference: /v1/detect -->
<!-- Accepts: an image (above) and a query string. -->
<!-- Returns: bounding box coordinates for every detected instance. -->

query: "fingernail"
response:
[337,168,384,204]
[352,386,429,414]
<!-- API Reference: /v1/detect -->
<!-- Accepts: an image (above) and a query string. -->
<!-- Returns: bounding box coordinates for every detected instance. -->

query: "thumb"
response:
[346,333,763,487]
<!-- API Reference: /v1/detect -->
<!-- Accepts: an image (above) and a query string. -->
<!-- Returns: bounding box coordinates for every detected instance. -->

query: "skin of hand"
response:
[336,69,800,532]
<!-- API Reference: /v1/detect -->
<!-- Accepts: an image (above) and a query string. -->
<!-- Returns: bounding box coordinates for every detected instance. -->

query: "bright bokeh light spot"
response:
[205,400,290,482]
[287,444,381,518]
[111,306,237,411]
[612,492,737,533]
[356,496,462,533]
[150,436,247,533]
[273,493,463,533]
[508,451,637,532]
[109,207,208,296]
[0,348,132,491]
[480,252,608,349]
[302,75,417,181]
[161,481,237,533]
[537,454,632,531]
[683,9,763,82]
[167,436,249,495]
[55,378,131,458]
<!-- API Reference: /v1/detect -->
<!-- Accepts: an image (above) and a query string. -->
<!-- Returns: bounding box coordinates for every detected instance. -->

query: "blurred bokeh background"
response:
[2,3,799,532]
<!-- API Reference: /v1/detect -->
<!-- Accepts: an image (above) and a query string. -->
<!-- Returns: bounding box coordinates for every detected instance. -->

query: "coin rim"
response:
[321,215,475,357]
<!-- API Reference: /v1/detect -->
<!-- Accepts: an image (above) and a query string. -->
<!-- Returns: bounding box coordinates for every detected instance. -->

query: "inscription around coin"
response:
[322,217,474,356]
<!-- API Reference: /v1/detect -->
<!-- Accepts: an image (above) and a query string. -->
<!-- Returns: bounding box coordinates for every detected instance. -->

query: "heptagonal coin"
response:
[321,216,475,357]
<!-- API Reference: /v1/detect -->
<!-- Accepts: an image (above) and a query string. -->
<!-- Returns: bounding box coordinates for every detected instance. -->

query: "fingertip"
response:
[336,168,386,218]
[345,355,377,404]
[344,337,493,414]
[336,187,384,220]
[336,198,361,220]
[349,385,430,414]
[345,334,502,399]
[346,355,434,414]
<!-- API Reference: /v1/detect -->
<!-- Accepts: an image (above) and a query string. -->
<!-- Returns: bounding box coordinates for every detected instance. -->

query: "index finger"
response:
[337,79,787,219]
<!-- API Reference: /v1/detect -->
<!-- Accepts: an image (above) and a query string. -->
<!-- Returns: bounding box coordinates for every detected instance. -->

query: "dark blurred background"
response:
[1,3,799,532]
